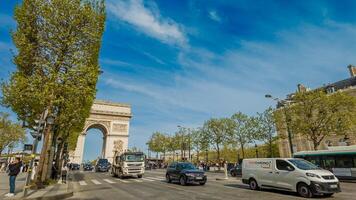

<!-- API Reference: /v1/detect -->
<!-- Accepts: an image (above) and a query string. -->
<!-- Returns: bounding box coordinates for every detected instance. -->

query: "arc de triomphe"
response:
[70,100,132,164]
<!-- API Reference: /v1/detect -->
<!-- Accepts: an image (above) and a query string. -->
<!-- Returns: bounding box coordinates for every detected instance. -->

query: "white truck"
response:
[111,151,145,178]
[242,158,341,198]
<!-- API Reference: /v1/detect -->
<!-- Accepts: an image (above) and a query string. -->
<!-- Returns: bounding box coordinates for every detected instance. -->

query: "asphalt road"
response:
[68,169,356,200]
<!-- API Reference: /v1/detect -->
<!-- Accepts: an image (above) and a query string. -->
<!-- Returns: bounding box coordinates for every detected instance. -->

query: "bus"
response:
[293,145,356,179]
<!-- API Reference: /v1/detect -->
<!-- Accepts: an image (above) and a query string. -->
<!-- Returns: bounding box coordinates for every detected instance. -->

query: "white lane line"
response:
[117,179,129,183]
[142,178,155,182]
[79,181,87,186]
[132,179,143,182]
[103,179,115,184]
[91,179,102,185]
[148,177,164,181]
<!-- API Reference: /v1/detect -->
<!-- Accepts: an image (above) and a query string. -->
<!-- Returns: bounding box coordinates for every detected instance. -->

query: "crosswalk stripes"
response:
[103,179,116,184]
[142,178,155,182]
[116,179,129,183]
[146,177,164,181]
[79,181,87,186]
[75,176,167,186]
[91,179,102,185]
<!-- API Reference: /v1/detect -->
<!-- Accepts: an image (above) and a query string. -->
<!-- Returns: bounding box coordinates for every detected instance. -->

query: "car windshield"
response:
[98,159,108,164]
[180,163,196,170]
[125,154,144,162]
[288,159,320,170]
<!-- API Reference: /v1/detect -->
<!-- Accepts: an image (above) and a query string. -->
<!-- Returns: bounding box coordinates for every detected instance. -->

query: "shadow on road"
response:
[224,184,331,199]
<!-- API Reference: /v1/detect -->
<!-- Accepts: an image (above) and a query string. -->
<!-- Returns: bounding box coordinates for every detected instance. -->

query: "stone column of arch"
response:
[70,100,132,164]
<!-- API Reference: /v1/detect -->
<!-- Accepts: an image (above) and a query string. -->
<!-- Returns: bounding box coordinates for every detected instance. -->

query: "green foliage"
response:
[288,90,356,150]
[0,112,26,155]
[1,0,106,148]
[230,112,259,158]
[203,118,235,161]
[255,107,277,157]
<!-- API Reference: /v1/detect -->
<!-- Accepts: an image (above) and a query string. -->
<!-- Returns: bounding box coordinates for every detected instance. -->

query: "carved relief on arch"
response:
[83,120,111,135]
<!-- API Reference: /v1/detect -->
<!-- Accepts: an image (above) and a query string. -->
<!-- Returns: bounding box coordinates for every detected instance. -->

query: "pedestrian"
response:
[31,163,38,180]
[51,163,58,180]
[61,164,68,184]
[4,157,22,197]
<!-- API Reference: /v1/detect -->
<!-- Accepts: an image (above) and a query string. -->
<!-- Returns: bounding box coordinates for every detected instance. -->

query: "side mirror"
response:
[286,166,294,171]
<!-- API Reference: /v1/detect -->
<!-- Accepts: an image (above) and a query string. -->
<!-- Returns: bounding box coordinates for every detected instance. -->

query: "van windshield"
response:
[288,159,320,170]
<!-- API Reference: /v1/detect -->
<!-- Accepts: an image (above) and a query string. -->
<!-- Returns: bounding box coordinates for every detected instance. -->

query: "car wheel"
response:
[199,181,206,186]
[137,175,143,178]
[324,193,334,197]
[231,171,236,177]
[297,183,313,198]
[179,176,186,186]
[166,174,171,183]
[249,178,259,190]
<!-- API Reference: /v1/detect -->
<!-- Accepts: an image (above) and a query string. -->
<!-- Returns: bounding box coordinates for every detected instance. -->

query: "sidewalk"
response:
[0,172,73,200]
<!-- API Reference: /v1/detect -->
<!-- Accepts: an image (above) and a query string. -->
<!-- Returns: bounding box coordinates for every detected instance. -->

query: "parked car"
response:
[69,163,80,170]
[242,158,341,198]
[230,165,242,177]
[166,162,207,186]
[95,158,111,172]
[83,163,94,171]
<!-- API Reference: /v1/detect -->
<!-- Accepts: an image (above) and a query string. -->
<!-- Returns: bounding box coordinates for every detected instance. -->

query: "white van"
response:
[242,158,341,198]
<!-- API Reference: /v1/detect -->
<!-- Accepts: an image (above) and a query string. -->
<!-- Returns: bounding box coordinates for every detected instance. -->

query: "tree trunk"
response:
[241,144,245,158]
[36,123,53,186]
[216,144,220,170]
[269,138,273,158]
[196,150,200,163]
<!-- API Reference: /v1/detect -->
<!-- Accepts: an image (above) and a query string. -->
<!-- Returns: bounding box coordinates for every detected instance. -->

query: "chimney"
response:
[297,84,307,92]
[348,65,356,77]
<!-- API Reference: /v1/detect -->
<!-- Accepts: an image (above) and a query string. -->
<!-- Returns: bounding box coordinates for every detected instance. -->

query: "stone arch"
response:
[70,100,132,164]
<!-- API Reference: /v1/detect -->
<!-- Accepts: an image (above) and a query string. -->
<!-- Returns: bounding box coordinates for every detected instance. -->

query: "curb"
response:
[20,174,74,200]
[22,191,73,200]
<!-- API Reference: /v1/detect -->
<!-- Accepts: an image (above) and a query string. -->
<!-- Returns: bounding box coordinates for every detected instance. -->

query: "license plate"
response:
[196,177,203,180]
[330,185,338,188]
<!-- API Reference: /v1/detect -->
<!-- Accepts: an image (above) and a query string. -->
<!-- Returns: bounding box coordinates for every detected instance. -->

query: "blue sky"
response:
[1,0,356,160]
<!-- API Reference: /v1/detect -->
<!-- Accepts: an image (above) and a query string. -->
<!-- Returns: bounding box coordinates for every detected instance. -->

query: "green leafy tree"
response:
[1,0,105,184]
[230,112,259,158]
[0,112,26,155]
[191,127,210,162]
[288,90,356,150]
[203,118,234,162]
[256,107,277,157]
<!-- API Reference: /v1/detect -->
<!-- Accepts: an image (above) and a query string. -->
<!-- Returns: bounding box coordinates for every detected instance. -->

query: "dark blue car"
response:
[166,162,207,186]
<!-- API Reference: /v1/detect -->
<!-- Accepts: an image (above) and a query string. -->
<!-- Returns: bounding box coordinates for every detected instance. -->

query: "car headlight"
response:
[306,173,321,179]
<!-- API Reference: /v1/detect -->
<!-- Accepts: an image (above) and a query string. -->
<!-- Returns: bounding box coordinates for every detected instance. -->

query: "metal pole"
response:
[284,108,294,156]
[188,131,191,162]
[23,137,39,197]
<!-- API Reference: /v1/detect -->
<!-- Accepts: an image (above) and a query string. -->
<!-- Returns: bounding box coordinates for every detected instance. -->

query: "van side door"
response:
[258,160,275,187]
[274,159,296,191]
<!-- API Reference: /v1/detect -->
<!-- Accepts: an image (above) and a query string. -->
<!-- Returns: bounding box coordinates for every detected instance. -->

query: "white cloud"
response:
[208,10,221,22]
[107,0,187,46]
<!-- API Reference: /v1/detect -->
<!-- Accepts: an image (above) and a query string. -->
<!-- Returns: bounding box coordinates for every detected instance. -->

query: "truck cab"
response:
[112,152,145,178]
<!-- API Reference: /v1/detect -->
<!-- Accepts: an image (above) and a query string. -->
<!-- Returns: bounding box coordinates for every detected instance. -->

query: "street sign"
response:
[24,144,33,152]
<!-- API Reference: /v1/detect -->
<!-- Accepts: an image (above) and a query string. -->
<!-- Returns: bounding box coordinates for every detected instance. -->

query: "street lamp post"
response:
[265,94,294,156]
[255,143,259,158]
[23,110,49,197]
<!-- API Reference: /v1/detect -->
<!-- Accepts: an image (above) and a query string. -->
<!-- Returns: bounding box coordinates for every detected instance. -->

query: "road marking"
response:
[142,178,155,182]
[91,179,102,185]
[103,179,115,184]
[132,179,143,182]
[79,181,87,186]
[148,177,164,181]
[117,179,129,183]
